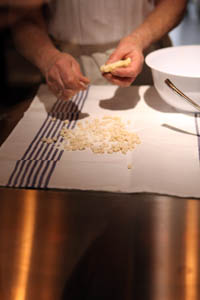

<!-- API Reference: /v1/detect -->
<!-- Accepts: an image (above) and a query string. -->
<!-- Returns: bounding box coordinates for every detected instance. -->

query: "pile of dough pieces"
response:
[53,116,141,155]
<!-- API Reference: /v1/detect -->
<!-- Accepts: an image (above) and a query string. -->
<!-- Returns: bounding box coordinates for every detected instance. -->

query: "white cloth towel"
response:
[0,84,200,198]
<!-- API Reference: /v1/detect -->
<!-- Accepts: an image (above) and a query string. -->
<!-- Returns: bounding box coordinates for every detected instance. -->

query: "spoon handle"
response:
[165,78,200,112]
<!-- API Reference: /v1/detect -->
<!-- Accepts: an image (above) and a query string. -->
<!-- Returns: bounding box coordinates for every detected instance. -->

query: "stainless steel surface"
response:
[165,78,200,112]
[0,89,200,300]
[0,190,200,300]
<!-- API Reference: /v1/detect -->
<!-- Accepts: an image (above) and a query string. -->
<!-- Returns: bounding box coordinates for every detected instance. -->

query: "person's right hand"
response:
[44,52,90,100]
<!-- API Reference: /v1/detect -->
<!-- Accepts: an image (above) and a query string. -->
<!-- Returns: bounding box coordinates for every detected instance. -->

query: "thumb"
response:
[106,49,124,64]
[71,60,90,85]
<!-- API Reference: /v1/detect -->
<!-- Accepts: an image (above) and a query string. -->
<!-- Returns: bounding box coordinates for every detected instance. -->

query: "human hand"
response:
[44,52,90,100]
[103,35,144,87]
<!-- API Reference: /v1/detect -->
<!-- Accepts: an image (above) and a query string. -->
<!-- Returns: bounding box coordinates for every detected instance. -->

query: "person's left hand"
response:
[103,35,144,86]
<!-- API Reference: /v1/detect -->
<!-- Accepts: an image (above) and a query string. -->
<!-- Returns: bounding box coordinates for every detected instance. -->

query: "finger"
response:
[46,66,64,86]
[61,89,78,101]
[48,78,67,100]
[111,66,136,78]
[56,59,80,90]
[47,56,89,95]
[71,62,90,88]
[106,50,124,64]
[111,79,133,87]
[79,80,89,90]
[111,57,143,77]
[104,74,134,87]
[59,70,78,90]
[48,85,61,99]
[79,75,90,85]
[60,70,88,92]
[46,68,65,96]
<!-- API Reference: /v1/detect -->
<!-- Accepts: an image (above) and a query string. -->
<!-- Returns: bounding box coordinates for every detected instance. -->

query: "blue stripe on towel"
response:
[21,99,62,160]
[7,87,89,188]
[22,93,83,188]
[37,88,89,188]
[25,91,85,188]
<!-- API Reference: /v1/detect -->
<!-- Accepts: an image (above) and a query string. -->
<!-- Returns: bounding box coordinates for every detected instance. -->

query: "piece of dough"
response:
[100,57,131,73]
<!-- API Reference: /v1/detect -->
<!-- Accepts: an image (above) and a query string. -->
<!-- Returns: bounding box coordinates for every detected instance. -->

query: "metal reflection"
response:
[34,197,68,300]
[152,197,171,300]
[184,201,200,300]
[13,191,36,300]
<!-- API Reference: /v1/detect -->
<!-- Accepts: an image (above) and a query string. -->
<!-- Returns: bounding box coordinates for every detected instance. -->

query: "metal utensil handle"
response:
[165,78,200,112]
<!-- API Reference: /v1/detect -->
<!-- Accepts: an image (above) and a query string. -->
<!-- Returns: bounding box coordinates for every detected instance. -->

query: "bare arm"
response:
[12,4,90,99]
[104,0,187,86]
[12,5,60,74]
[129,0,187,51]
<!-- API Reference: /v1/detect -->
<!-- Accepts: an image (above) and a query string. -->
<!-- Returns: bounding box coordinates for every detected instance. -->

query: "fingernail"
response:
[80,81,89,88]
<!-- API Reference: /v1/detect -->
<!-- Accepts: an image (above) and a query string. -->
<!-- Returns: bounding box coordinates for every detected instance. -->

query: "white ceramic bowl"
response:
[145,45,200,113]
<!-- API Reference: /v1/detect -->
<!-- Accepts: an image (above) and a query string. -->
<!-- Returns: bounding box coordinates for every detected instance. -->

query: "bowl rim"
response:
[145,45,200,79]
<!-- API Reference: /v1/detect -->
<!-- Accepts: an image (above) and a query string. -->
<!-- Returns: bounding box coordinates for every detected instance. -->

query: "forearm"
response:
[129,0,187,50]
[12,7,60,74]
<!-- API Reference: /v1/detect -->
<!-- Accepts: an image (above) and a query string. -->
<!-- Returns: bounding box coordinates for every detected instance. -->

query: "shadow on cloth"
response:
[99,86,140,111]
[143,86,177,113]
[48,99,89,121]
[37,86,89,121]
